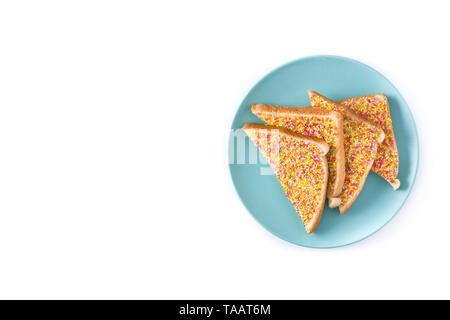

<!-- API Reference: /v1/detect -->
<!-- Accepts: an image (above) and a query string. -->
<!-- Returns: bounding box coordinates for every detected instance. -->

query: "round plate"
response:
[229,55,419,248]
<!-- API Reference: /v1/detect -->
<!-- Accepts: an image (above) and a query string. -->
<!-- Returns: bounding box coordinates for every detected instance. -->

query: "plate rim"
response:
[228,54,420,248]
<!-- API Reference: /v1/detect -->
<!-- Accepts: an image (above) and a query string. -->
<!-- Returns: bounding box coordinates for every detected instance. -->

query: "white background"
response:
[0,0,448,299]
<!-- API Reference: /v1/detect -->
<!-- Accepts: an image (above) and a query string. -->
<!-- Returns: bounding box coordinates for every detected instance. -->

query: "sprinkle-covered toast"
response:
[308,91,385,214]
[243,123,329,233]
[338,94,400,190]
[251,104,344,208]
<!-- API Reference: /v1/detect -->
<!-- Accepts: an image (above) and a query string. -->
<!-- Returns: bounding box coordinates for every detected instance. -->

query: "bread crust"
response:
[251,104,345,203]
[252,104,337,117]
[332,110,345,202]
[243,123,328,234]
[305,152,328,233]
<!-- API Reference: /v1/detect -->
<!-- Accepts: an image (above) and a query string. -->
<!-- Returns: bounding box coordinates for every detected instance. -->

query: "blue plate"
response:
[229,55,419,248]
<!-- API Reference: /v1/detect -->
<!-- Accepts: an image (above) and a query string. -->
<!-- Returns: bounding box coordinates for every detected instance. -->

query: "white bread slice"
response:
[338,94,400,190]
[308,91,385,214]
[243,123,329,233]
[251,104,344,208]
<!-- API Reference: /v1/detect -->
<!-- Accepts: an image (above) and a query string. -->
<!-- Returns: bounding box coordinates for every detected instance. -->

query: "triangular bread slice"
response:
[243,123,329,233]
[251,104,344,208]
[308,91,385,214]
[338,94,400,190]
